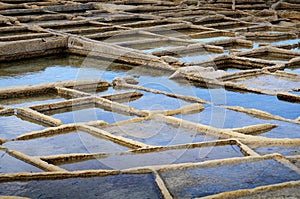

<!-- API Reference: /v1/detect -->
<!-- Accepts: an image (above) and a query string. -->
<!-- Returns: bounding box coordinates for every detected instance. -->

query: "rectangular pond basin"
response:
[0,54,126,87]
[41,104,135,125]
[192,36,233,43]
[103,120,217,146]
[0,113,46,140]
[0,53,173,88]
[230,74,300,93]
[0,149,43,174]
[126,40,187,53]
[159,159,300,198]
[0,174,162,199]
[242,53,292,63]
[177,52,221,63]
[0,92,66,109]
[253,38,300,48]
[52,144,244,171]
[258,121,300,139]
[3,130,130,156]
[103,33,158,44]
[253,145,300,156]
[110,19,152,26]
[149,27,208,39]
[285,65,300,75]
[175,104,300,139]
[175,104,266,129]
[141,78,300,120]
[122,90,190,111]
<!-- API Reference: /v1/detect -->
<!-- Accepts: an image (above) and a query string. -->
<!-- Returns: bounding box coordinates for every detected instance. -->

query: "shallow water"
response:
[175,104,300,139]
[58,145,243,170]
[0,93,66,108]
[0,54,299,124]
[103,120,217,146]
[254,146,300,156]
[0,174,162,199]
[3,131,129,156]
[231,74,300,93]
[252,38,300,48]
[193,36,232,43]
[146,79,300,119]
[123,90,190,110]
[179,53,220,63]
[0,150,42,173]
[0,54,173,87]
[141,46,178,53]
[0,114,45,140]
[43,104,134,124]
[160,159,300,198]
[285,67,300,75]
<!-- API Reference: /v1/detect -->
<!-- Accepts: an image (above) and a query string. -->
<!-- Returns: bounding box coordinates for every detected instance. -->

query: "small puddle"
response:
[159,159,300,198]
[0,174,162,199]
[3,131,129,156]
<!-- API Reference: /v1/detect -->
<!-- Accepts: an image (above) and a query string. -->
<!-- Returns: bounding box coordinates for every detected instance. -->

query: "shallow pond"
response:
[0,174,162,199]
[0,149,42,174]
[3,131,130,156]
[103,120,217,146]
[0,114,46,140]
[175,104,300,139]
[42,104,134,124]
[160,159,300,198]
[56,144,243,171]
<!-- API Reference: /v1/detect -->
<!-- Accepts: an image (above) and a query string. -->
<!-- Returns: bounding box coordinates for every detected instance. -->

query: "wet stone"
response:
[159,159,300,198]
[286,157,300,169]
[3,131,129,156]
[0,174,162,199]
